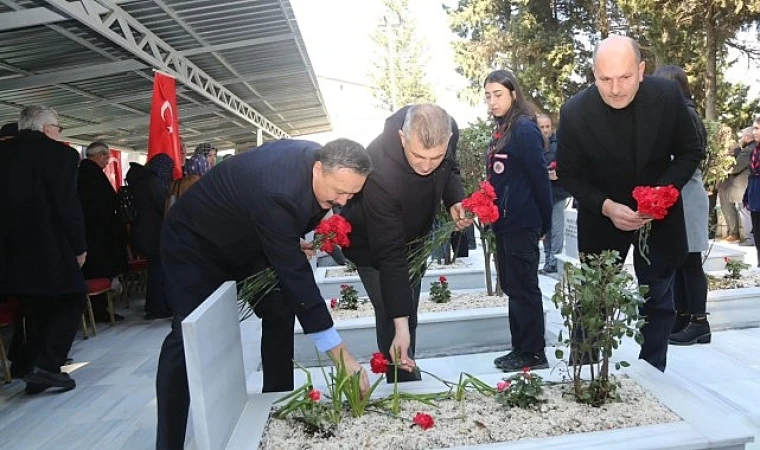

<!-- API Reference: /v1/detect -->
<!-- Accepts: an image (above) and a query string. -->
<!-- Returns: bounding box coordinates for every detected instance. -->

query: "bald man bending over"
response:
[556,36,703,371]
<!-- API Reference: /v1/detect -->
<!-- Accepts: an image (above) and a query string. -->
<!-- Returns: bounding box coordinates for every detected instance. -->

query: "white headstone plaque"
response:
[563,208,578,260]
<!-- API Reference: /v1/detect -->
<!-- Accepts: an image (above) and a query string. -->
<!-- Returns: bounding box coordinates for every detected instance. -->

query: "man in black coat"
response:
[155,138,372,450]
[556,36,703,371]
[78,141,128,321]
[0,105,87,393]
[341,104,471,381]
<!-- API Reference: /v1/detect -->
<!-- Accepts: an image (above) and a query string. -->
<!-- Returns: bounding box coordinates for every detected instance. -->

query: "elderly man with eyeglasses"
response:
[0,105,87,394]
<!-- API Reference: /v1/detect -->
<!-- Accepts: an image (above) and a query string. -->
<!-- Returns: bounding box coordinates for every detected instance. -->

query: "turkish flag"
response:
[147,72,182,179]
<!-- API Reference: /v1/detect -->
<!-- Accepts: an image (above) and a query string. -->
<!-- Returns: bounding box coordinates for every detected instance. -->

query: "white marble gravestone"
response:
[563,208,579,260]
[182,281,247,450]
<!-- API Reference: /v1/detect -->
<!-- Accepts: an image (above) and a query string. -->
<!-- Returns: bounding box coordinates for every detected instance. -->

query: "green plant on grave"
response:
[495,367,546,409]
[273,364,340,437]
[724,256,750,279]
[338,284,359,310]
[552,250,648,406]
[429,276,452,303]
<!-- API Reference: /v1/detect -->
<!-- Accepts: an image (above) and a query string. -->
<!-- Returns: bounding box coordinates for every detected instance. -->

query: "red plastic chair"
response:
[83,278,115,337]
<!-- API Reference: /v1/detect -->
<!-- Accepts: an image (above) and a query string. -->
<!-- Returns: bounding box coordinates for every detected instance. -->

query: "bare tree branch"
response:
[726,38,760,60]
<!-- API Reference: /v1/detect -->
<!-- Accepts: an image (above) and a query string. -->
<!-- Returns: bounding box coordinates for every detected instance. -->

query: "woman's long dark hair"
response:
[484,70,534,149]
[653,65,692,98]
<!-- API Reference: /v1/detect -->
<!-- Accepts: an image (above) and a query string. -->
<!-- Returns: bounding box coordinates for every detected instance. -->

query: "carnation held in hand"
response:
[462,180,499,225]
[237,213,353,316]
[631,185,679,265]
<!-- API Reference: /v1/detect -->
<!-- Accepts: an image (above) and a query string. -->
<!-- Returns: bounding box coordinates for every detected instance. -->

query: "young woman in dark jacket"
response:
[485,70,553,372]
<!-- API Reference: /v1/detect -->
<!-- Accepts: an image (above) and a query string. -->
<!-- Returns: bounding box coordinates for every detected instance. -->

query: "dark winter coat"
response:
[0,130,87,296]
[78,158,128,279]
[126,162,167,257]
[556,76,704,265]
[341,106,465,318]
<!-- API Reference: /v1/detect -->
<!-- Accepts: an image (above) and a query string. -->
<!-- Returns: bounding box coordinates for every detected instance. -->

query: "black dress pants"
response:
[577,241,677,372]
[156,267,296,450]
[357,266,422,382]
[17,293,85,373]
[495,229,545,355]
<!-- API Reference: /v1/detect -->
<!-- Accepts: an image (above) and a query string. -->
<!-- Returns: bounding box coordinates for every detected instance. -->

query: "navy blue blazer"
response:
[160,139,333,333]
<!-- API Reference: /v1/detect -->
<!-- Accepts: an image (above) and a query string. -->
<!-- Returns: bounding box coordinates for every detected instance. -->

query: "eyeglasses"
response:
[47,123,64,132]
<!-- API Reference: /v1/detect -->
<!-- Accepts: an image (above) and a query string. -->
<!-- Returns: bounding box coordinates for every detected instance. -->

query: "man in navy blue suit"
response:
[155,138,372,450]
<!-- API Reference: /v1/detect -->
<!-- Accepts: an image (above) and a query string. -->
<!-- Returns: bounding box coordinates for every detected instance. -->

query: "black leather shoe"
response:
[498,351,549,372]
[669,321,711,346]
[24,368,75,393]
[493,350,519,367]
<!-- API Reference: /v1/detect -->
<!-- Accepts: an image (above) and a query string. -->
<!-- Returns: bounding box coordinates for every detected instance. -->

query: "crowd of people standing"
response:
[1,33,759,450]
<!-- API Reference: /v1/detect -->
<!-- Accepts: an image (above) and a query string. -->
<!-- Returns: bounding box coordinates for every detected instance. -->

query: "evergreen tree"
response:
[368,0,436,111]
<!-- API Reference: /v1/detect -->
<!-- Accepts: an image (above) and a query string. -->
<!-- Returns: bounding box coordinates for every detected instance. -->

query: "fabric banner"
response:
[147,72,182,179]
[104,149,123,190]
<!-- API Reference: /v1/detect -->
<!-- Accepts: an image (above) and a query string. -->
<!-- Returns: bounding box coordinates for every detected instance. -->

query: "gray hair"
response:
[401,104,452,149]
[19,105,59,132]
[593,36,642,65]
[742,127,754,137]
[316,138,372,175]
[86,141,109,157]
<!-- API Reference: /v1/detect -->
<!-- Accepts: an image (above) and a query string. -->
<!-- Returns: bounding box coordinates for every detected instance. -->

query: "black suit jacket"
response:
[556,76,703,264]
[342,106,464,318]
[0,130,86,296]
[160,139,333,333]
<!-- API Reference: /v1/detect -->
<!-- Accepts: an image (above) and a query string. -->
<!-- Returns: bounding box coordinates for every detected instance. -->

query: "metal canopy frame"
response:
[0,0,331,152]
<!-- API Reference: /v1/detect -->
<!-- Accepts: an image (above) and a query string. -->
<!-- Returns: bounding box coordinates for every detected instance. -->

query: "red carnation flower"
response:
[370,352,389,374]
[522,367,531,374]
[632,185,679,220]
[314,214,352,253]
[632,185,680,265]
[439,276,447,284]
[330,298,338,309]
[412,412,435,430]
[548,160,557,171]
[462,181,499,225]
[307,389,321,401]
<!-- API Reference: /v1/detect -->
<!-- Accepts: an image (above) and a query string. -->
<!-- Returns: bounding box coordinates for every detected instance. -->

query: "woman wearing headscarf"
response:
[126,153,174,319]
[165,153,210,212]
[194,142,218,168]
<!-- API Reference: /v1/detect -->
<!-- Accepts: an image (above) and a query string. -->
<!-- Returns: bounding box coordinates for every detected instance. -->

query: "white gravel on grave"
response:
[708,267,760,290]
[329,292,506,320]
[259,377,680,450]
